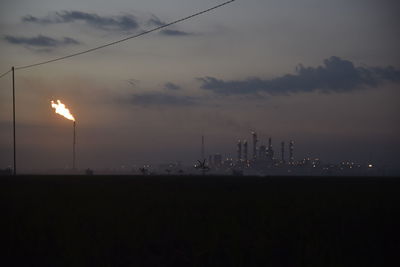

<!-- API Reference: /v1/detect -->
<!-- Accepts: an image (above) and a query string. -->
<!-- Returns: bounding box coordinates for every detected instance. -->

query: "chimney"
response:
[289,140,294,164]
[252,132,258,161]
[201,135,205,160]
[237,140,242,162]
[243,140,248,162]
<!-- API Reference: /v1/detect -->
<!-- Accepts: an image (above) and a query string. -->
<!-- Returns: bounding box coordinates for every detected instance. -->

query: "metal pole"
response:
[201,135,204,161]
[12,67,16,176]
[73,121,76,170]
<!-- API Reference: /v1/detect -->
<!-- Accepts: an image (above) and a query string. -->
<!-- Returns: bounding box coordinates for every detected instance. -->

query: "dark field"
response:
[1,175,399,266]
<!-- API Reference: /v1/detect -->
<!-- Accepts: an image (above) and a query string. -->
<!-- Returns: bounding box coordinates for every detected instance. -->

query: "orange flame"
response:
[51,100,75,121]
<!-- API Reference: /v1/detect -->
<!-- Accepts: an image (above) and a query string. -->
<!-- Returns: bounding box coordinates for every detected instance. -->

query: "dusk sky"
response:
[1,0,399,172]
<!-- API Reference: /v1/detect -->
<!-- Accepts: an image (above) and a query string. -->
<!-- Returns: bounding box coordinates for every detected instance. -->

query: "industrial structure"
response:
[206,131,296,171]
[267,137,274,163]
[237,140,242,162]
[243,140,248,163]
[196,131,378,176]
[289,140,294,164]
[201,135,205,161]
[252,132,258,161]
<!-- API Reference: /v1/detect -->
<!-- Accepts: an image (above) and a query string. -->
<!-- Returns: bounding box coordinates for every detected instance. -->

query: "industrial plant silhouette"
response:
[192,132,380,177]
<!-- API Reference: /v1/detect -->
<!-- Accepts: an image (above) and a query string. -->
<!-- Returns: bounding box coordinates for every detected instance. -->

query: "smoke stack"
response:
[50,100,76,170]
[281,141,285,163]
[201,135,205,160]
[237,140,242,162]
[267,137,274,161]
[289,140,294,164]
[252,132,258,161]
[243,140,248,162]
[73,121,76,170]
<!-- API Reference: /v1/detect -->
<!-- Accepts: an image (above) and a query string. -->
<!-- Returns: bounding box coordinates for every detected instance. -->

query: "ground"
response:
[1,175,398,266]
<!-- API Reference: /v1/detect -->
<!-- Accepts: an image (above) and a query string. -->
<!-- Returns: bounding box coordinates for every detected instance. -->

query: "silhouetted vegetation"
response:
[1,175,398,266]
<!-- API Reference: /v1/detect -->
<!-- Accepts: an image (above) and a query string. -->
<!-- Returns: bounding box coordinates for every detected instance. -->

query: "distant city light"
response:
[368,164,373,168]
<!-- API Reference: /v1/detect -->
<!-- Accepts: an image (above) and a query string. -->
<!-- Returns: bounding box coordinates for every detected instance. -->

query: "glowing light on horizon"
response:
[51,100,75,121]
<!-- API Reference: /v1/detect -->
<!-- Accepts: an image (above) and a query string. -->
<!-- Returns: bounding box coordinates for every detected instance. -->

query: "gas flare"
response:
[51,100,75,121]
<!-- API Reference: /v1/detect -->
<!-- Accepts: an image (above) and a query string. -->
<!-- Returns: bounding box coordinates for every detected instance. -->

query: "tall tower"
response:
[243,140,248,163]
[267,137,274,161]
[252,132,258,161]
[201,135,205,160]
[289,140,294,164]
[281,141,285,163]
[237,140,242,162]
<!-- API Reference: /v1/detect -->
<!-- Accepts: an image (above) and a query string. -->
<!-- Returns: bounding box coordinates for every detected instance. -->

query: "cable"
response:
[14,0,235,71]
[0,69,11,79]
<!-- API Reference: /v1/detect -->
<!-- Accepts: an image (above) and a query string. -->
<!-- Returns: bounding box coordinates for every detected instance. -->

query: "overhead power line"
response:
[11,0,235,71]
[0,69,11,79]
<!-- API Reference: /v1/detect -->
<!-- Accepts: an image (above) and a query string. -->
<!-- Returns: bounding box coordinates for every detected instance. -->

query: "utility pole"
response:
[12,67,16,175]
[201,135,205,161]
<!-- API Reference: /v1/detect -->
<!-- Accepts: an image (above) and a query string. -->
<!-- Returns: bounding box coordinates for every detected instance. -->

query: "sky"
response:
[0,0,399,172]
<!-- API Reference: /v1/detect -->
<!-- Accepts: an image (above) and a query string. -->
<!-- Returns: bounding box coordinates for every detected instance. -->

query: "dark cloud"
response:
[126,92,198,107]
[160,29,192,36]
[3,34,80,48]
[127,79,140,87]
[62,37,80,45]
[199,57,400,95]
[23,11,194,36]
[164,82,181,90]
[148,15,193,36]
[147,15,165,26]
[23,11,139,31]
[22,15,53,24]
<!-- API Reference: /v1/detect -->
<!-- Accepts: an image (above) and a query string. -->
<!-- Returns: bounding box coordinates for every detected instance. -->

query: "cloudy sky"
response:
[0,0,399,172]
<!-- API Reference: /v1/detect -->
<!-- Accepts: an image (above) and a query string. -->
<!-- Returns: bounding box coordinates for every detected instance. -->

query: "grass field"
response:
[1,175,398,266]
